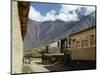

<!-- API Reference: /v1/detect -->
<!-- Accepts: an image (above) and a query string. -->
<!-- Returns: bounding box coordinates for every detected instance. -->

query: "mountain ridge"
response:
[24,11,96,49]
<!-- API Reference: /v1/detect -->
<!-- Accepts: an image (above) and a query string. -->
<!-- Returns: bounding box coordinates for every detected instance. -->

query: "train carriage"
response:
[41,26,96,67]
[67,26,96,66]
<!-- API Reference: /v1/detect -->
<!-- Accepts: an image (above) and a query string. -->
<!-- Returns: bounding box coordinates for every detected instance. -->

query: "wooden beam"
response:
[18,1,30,40]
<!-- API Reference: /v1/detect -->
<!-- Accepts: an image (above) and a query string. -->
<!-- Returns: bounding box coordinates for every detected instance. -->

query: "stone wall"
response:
[12,0,23,74]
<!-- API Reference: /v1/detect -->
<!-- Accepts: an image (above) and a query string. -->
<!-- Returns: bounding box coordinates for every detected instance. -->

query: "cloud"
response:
[29,6,43,22]
[60,5,81,13]
[29,5,95,22]
[57,5,80,21]
[29,6,57,22]
[43,10,57,21]
[75,6,95,16]
[83,6,95,15]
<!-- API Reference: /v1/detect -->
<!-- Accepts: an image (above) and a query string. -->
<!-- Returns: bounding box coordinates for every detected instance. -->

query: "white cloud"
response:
[43,10,57,21]
[57,5,80,21]
[29,6,43,22]
[29,5,95,22]
[60,5,81,13]
[83,6,95,16]
[49,10,56,15]
[57,12,79,21]
[29,6,57,22]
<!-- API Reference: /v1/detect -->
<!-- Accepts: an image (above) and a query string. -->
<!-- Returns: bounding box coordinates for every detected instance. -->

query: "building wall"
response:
[12,0,23,74]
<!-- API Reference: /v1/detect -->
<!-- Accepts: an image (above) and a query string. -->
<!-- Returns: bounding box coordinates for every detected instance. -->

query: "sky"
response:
[29,2,95,22]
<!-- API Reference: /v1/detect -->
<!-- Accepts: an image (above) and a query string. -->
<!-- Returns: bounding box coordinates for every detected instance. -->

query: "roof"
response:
[69,26,96,36]
[18,1,30,40]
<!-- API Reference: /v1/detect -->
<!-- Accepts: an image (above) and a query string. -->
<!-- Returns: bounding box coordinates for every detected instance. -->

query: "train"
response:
[42,26,96,66]
[67,26,96,61]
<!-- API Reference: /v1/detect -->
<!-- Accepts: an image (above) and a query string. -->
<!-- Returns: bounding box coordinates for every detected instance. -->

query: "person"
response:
[41,50,45,63]
[23,56,25,63]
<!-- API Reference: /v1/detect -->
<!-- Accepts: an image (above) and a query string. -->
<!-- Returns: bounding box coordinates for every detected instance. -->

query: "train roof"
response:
[69,26,96,36]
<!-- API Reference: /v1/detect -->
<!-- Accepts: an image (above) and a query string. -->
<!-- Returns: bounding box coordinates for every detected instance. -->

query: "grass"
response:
[24,48,42,58]
[22,64,32,73]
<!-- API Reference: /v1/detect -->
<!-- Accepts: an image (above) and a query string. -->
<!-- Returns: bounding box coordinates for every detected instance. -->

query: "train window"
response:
[58,41,59,47]
[64,40,67,46]
[69,38,71,45]
[67,38,71,48]
[81,36,88,47]
[71,39,76,48]
[72,39,76,42]
[76,41,80,48]
[90,34,96,46]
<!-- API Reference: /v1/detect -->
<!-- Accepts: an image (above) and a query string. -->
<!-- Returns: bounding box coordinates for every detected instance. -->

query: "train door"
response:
[60,39,67,53]
[60,38,72,65]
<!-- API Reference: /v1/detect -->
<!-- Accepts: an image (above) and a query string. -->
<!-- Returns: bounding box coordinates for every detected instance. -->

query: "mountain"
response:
[23,11,96,49]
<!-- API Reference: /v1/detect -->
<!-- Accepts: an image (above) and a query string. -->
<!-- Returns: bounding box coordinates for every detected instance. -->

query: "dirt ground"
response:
[23,58,96,73]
